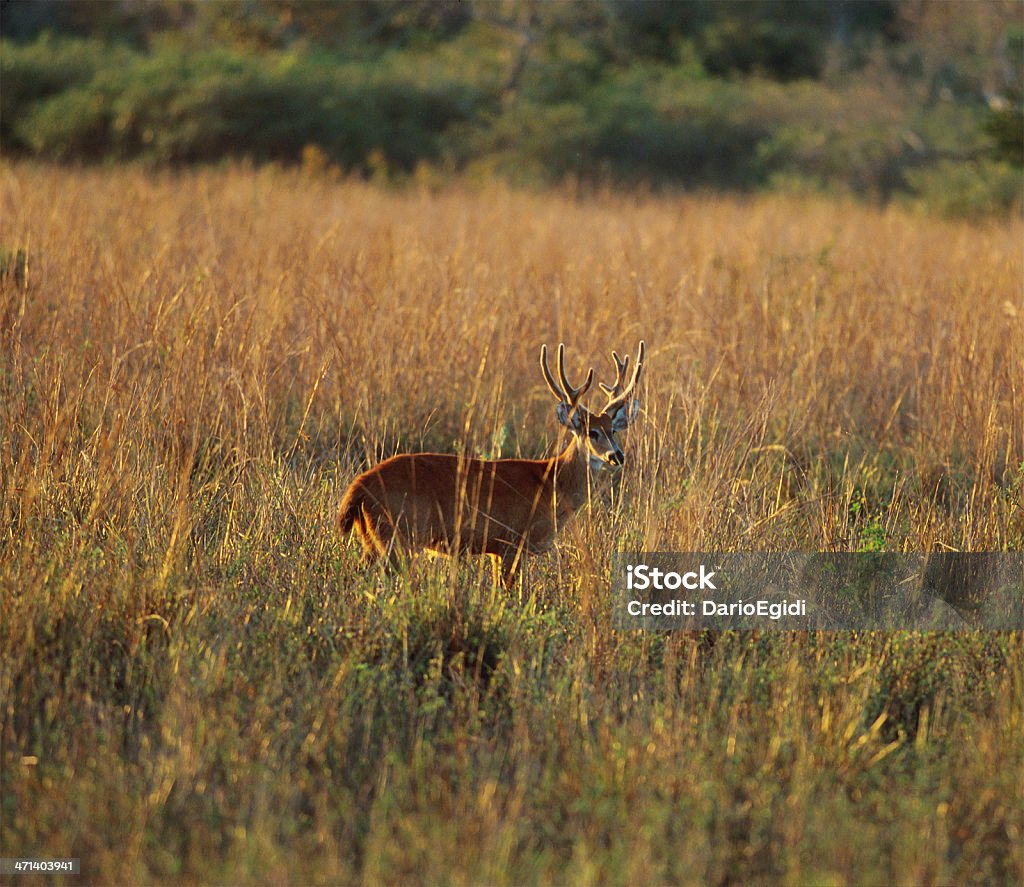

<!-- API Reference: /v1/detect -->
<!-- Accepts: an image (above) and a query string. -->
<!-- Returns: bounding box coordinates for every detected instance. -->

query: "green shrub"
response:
[906,158,1024,218]
[0,35,119,148]
[985,106,1024,167]
[2,30,1019,216]
[460,100,596,185]
[470,67,773,189]
[697,1,832,81]
[8,41,480,167]
[592,77,768,187]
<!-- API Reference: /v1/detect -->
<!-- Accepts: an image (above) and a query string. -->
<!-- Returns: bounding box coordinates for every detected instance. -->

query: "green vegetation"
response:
[2,163,1022,883]
[1,0,1021,214]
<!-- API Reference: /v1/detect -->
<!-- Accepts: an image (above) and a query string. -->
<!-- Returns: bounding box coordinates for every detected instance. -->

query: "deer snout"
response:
[607,450,624,467]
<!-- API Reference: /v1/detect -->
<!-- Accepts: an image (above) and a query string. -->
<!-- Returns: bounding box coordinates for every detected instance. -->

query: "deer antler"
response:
[601,341,645,413]
[540,343,594,411]
[599,350,630,399]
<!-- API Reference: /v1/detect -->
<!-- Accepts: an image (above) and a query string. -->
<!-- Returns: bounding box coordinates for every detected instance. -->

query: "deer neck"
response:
[550,435,597,513]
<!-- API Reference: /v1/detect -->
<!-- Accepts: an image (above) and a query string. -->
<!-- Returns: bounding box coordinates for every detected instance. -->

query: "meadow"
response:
[1,161,1022,884]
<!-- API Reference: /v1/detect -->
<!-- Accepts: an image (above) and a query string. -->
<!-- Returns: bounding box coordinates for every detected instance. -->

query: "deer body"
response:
[339,341,645,585]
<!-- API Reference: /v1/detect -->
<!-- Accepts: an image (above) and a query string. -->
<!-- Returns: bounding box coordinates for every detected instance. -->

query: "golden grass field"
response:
[2,162,1023,884]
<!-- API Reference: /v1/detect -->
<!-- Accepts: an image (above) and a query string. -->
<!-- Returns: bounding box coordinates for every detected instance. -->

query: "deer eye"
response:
[588,429,600,440]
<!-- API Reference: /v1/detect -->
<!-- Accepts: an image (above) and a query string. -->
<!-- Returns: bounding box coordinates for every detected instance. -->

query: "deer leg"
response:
[496,550,521,589]
[356,506,407,571]
[346,511,379,567]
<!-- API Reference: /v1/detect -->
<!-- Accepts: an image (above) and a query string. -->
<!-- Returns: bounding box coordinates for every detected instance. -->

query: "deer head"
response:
[540,341,645,471]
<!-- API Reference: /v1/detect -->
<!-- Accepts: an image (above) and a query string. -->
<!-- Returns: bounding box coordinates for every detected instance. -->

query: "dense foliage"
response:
[1,0,1021,214]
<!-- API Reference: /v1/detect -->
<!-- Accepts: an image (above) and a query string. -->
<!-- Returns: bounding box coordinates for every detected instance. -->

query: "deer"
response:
[338,341,645,586]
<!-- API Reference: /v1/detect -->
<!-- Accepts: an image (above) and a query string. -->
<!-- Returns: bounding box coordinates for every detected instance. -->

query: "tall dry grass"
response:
[1,162,1022,884]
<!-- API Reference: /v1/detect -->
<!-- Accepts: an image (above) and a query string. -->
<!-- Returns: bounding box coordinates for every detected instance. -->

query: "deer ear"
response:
[556,403,583,430]
[611,399,640,430]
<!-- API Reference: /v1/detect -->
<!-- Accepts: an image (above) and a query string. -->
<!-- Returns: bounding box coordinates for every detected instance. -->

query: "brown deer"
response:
[338,341,645,585]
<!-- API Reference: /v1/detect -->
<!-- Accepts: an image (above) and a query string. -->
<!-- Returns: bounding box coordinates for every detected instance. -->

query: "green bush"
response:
[906,159,1024,218]
[697,1,832,81]
[2,30,1019,216]
[585,69,770,187]
[465,68,773,189]
[0,35,117,148]
[459,100,596,185]
[985,106,1024,167]
[6,40,481,168]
